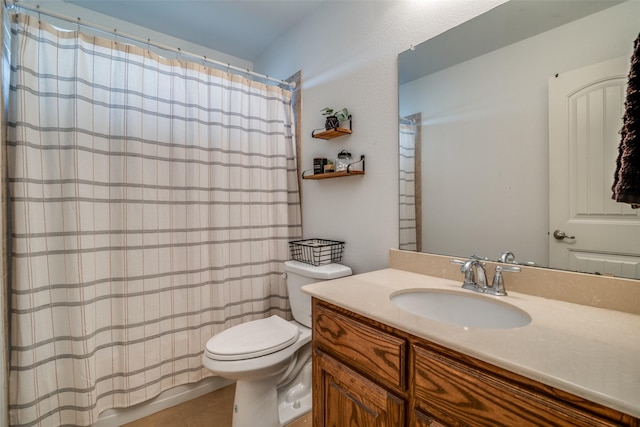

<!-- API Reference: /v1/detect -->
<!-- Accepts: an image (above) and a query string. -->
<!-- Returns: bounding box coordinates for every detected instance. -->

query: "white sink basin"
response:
[390,289,531,329]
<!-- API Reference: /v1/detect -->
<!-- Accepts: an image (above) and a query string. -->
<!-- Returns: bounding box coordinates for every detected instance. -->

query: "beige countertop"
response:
[302,268,640,419]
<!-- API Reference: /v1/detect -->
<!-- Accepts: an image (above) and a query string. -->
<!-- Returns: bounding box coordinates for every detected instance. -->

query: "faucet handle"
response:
[498,265,521,273]
[490,265,520,296]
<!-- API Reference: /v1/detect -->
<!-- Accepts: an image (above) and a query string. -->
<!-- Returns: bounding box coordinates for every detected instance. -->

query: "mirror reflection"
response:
[398,0,640,279]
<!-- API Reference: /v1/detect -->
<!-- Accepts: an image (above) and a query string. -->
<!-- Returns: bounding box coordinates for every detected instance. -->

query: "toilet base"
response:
[231,359,312,427]
[233,378,280,427]
[277,360,312,425]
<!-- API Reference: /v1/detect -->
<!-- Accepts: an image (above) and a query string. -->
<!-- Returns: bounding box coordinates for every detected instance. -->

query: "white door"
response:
[549,55,640,279]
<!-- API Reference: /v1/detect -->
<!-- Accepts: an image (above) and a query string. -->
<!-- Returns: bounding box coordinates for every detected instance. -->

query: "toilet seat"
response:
[205,315,300,361]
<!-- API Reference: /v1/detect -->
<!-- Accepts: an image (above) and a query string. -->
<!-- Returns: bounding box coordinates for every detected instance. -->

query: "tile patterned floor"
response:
[121,384,311,427]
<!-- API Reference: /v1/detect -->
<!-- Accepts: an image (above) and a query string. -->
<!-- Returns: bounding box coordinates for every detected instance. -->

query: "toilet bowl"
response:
[202,260,351,427]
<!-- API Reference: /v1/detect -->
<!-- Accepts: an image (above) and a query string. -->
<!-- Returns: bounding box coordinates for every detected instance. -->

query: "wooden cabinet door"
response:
[313,349,405,427]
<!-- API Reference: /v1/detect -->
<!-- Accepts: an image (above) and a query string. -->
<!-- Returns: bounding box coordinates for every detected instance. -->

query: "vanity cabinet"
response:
[312,298,640,427]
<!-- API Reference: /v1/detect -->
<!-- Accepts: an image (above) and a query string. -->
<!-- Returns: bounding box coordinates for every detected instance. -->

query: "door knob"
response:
[553,230,575,240]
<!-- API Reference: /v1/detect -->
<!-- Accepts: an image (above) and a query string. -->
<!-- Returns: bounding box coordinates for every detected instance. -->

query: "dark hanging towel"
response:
[612,32,640,209]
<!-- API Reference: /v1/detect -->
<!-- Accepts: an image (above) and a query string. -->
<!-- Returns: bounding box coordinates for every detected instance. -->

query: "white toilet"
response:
[202,260,352,427]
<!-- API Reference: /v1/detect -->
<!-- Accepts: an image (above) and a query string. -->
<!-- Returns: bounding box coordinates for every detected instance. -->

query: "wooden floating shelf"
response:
[303,170,365,180]
[311,127,352,140]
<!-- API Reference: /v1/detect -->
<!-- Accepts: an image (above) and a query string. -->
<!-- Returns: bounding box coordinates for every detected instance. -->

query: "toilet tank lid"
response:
[284,260,352,280]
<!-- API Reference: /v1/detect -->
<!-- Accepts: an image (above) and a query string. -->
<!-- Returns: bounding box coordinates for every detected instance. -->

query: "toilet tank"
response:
[284,260,352,328]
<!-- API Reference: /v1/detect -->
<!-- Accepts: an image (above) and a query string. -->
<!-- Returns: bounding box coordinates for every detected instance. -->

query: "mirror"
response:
[398,0,640,279]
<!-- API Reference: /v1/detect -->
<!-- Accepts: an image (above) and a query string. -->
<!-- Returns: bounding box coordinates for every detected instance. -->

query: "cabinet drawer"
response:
[413,344,619,427]
[314,304,406,390]
[314,349,405,426]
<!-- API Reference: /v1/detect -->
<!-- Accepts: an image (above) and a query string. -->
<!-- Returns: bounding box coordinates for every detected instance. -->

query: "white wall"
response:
[255,0,508,274]
[399,1,639,266]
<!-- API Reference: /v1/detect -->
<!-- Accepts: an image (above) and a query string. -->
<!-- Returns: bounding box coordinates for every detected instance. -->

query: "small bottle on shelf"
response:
[324,161,335,173]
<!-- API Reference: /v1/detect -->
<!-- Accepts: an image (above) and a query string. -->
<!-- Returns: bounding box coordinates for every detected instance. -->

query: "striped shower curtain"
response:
[399,116,420,251]
[7,14,301,427]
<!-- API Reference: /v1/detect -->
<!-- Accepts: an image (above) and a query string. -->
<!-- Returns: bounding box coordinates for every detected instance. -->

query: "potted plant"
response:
[321,107,350,130]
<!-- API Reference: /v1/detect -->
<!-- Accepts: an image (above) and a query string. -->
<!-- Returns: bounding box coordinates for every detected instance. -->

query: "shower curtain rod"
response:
[6,1,296,89]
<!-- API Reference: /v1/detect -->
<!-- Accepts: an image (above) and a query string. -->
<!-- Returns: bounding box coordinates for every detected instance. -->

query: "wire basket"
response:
[289,239,345,266]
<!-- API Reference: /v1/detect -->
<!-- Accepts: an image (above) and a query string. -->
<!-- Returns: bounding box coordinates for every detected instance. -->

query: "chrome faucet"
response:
[451,258,520,296]
[450,258,487,292]
[462,258,488,292]
[498,251,515,263]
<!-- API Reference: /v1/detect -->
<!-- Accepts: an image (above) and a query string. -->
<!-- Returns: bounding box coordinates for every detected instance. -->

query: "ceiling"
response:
[64,0,325,62]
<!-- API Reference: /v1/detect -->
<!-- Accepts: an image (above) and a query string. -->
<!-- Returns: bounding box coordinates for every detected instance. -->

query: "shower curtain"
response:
[7,14,301,427]
[399,116,420,251]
